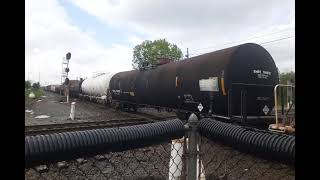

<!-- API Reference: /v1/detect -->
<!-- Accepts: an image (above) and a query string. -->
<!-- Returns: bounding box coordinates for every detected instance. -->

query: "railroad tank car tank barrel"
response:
[81,72,116,97]
[109,43,279,122]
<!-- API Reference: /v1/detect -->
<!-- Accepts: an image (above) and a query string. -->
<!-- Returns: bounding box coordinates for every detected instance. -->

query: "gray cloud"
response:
[69,0,294,72]
[27,0,294,85]
[26,0,133,85]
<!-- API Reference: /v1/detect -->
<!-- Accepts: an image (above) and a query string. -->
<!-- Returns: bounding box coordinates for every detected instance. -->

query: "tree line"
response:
[25,81,40,89]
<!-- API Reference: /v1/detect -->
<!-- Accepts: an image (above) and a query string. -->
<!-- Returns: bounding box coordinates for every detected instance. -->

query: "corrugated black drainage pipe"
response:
[26,119,184,168]
[197,118,295,164]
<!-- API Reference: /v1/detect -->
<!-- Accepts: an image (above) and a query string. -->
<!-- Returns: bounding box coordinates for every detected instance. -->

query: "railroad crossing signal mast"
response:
[60,52,71,103]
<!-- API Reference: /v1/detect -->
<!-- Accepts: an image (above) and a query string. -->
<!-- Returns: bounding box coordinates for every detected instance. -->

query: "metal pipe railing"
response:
[274,84,295,129]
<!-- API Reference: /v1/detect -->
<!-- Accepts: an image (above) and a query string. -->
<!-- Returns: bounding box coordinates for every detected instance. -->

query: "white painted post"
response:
[197,144,206,180]
[169,138,184,180]
[287,80,290,109]
[70,102,76,120]
[67,95,69,103]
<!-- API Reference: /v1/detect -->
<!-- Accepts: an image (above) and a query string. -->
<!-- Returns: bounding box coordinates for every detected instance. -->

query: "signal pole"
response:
[186,48,189,58]
[60,52,71,103]
[38,67,40,84]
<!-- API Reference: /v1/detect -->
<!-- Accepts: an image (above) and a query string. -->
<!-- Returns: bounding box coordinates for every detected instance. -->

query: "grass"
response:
[25,88,44,108]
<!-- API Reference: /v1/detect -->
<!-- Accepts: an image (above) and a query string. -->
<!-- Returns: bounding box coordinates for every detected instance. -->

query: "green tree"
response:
[132,39,183,69]
[280,71,295,85]
[25,80,31,89]
[32,82,40,89]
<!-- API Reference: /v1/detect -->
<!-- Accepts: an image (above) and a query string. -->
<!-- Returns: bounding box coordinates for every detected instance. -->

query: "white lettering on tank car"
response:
[112,90,121,95]
[257,97,270,101]
[253,69,271,79]
[253,70,261,74]
[263,71,271,75]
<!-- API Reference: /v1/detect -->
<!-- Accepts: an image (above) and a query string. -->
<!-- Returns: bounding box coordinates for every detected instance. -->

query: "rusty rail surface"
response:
[25,118,161,136]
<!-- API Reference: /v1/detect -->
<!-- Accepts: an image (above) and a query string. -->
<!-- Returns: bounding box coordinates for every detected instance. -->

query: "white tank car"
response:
[80,72,116,101]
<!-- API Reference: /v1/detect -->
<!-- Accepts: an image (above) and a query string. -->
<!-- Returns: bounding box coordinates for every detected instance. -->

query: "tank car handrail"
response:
[233,115,276,119]
[273,84,295,129]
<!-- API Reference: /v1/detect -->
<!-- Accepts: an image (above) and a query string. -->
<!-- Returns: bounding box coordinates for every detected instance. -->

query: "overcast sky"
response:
[26,0,295,85]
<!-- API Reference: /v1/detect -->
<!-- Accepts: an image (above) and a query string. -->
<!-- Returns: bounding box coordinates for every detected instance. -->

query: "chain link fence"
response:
[198,136,295,180]
[25,142,173,180]
[25,117,295,180]
[25,137,294,180]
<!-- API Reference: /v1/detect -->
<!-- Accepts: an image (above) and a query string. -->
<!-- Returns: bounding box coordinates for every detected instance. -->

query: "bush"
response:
[25,81,31,89]
[32,82,40,89]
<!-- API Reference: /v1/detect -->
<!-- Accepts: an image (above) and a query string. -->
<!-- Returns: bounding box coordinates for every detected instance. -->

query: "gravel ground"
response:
[25,91,176,126]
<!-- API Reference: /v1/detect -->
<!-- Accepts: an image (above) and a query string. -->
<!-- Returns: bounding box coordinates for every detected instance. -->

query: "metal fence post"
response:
[187,113,198,180]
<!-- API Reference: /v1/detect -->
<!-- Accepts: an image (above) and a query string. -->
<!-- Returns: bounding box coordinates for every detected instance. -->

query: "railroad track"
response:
[25,118,151,136]
[79,100,178,121]
[115,110,177,122]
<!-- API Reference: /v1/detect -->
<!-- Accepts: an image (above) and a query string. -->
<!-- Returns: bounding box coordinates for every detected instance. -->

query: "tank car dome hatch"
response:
[157,57,172,65]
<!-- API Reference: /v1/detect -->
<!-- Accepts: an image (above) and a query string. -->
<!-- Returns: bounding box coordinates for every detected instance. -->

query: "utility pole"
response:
[287,80,292,109]
[186,48,189,58]
[38,67,40,84]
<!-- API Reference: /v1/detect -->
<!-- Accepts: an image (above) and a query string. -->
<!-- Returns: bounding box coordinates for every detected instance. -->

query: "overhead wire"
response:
[185,27,295,57]
[187,35,295,57]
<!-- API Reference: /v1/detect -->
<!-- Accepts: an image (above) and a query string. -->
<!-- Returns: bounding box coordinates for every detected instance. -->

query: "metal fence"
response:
[25,142,173,180]
[25,116,295,180]
[198,137,295,180]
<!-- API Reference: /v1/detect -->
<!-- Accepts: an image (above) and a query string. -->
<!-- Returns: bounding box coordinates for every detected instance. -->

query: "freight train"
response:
[44,84,61,93]
[45,43,280,127]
